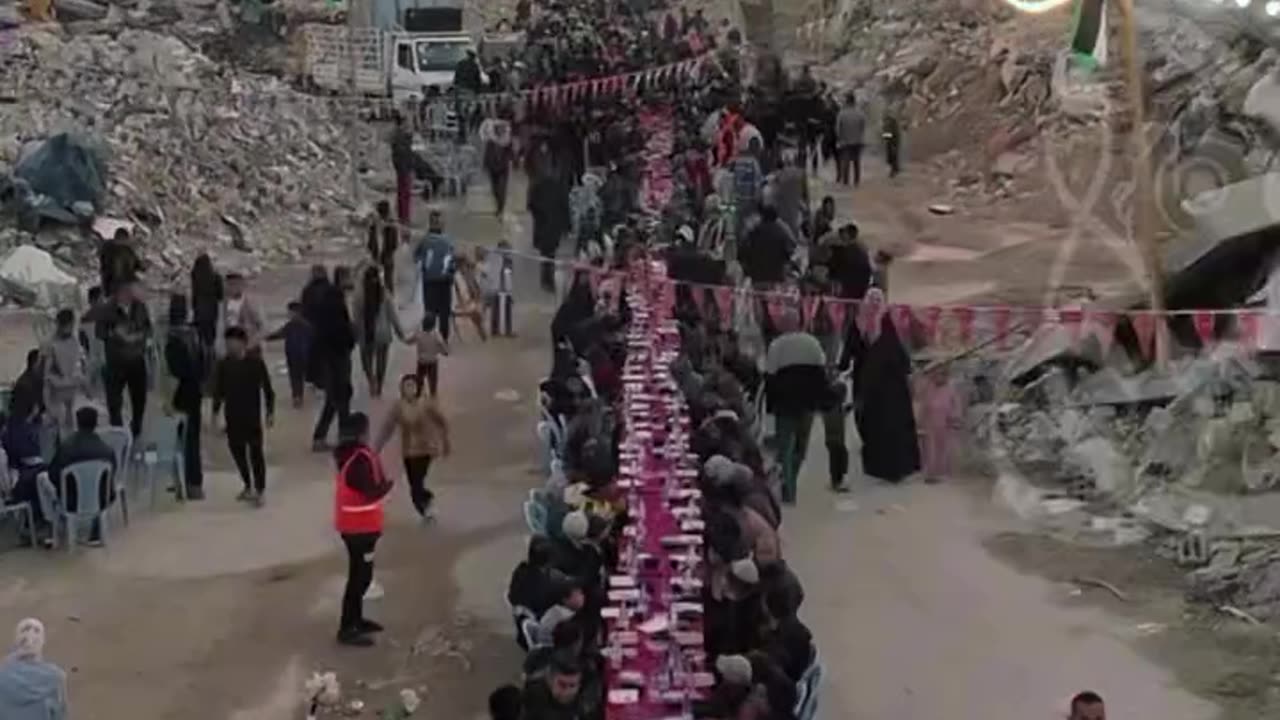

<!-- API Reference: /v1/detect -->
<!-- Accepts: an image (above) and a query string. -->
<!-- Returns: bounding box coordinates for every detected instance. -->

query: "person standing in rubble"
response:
[835,93,866,187]
[389,113,416,229]
[190,254,223,380]
[366,201,399,293]
[98,228,144,297]
[96,276,152,439]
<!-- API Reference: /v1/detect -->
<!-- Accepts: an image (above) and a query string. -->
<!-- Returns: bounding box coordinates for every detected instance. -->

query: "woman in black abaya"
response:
[839,289,920,483]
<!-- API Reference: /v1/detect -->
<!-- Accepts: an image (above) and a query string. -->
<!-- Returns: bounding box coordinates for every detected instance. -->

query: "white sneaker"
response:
[364,580,385,601]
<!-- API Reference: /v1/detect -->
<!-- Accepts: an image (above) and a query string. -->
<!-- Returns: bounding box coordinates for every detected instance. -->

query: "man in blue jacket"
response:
[416,210,456,342]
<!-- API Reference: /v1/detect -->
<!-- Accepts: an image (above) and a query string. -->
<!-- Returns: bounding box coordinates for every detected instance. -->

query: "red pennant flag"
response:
[1058,308,1084,344]
[802,296,820,328]
[1238,310,1263,349]
[921,306,943,345]
[953,306,976,345]
[828,299,848,332]
[1131,311,1157,360]
[1089,310,1117,355]
[888,304,913,340]
[992,306,1014,350]
[714,286,733,320]
[1193,311,1216,348]
[1020,307,1044,335]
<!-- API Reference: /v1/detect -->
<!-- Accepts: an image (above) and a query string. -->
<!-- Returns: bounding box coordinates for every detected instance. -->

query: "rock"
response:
[0,244,78,307]
[991,151,1028,179]
[1066,437,1132,497]
[53,0,108,20]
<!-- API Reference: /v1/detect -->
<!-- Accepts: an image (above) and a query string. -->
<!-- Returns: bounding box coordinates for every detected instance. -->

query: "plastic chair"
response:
[97,427,133,526]
[522,499,548,536]
[0,459,35,548]
[518,616,542,652]
[141,414,186,506]
[793,649,823,720]
[535,421,555,474]
[54,460,115,551]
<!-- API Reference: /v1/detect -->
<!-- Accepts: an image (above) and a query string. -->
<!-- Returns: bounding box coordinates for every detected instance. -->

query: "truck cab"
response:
[390,33,478,102]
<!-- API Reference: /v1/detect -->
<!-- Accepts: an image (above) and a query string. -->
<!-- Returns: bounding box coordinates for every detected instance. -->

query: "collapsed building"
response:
[977,173,1280,618]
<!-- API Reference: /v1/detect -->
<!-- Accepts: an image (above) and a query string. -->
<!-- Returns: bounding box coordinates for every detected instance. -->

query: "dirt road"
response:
[0,163,1232,720]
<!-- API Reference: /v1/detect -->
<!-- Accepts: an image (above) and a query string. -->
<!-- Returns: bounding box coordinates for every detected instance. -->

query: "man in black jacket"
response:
[98,228,144,296]
[212,327,275,506]
[96,277,151,438]
[312,266,356,450]
[740,205,795,288]
[520,652,586,720]
[49,406,118,543]
[164,293,207,499]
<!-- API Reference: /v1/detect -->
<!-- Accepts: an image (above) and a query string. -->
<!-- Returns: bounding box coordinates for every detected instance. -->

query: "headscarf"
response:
[858,288,886,343]
[12,618,44,660]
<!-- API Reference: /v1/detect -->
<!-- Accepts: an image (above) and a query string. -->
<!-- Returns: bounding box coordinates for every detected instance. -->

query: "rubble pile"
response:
[0,25,363,287]
[982,341,1280,615]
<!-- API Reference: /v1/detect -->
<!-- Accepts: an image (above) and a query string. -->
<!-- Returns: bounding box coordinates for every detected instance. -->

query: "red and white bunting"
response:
[953,306,976,346]
[1089,310,1118,356]
[713,286,734,321]
[1131,311,1158,360]
[921,306,943,345]
[888,304,914,340]
[802,296,820,328]
[991,306,1014,350]
[1058,308,1084,344]
[828,298,848,332]
[1239,310,1262,349]
[1192,311,1216,348]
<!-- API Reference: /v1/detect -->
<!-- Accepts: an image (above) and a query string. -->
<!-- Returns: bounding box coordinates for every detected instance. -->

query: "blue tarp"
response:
[13,133,108,216]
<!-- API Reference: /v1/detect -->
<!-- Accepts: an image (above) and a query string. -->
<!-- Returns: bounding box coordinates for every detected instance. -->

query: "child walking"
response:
[404,312,449,397]
[375,373,450,521]
[212,327,275,506]
[266,301,313,408]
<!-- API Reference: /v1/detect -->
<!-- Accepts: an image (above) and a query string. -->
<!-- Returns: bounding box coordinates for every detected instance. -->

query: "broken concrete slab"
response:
[0,244,78,307]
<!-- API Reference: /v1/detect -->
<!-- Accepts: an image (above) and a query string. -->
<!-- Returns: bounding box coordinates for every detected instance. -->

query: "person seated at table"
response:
[535,576,586,647]
[704,455,779,530]
[744,650,799,720]
[706,554,764,657]
[525,616,583,678]
[509,536,559,627]
[488,684,521,720]
[520,651,587,720]
[49,407,117,544]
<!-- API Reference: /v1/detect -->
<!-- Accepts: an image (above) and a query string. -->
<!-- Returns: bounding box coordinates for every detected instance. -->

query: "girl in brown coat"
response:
[376,374,450,520]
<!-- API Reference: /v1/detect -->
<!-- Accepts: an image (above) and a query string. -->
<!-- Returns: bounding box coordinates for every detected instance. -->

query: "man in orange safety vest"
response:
[334,412,395,647]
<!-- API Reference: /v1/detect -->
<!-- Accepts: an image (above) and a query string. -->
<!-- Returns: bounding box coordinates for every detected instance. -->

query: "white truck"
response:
[302,25,480,104]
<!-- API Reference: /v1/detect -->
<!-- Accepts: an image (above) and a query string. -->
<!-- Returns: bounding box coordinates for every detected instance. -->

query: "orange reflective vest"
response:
[334,447,385,535]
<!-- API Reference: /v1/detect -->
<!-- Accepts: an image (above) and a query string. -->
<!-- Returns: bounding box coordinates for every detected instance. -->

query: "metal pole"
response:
[1115,0,1166,364]
[346,2,362,206]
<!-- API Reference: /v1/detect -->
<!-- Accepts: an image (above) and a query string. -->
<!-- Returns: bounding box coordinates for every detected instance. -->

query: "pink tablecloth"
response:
[603,261,708,720]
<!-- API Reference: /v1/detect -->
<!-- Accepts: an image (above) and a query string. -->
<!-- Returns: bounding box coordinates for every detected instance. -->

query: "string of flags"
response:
[233,53,712,116]
[573,263,1273,361]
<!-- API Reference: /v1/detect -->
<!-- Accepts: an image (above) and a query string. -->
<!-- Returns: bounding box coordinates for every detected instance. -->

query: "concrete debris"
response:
[0,244,78,307]
[1,26,361,284]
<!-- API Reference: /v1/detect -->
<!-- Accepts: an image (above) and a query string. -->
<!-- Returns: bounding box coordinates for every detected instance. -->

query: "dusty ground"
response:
[0,70,1264,720]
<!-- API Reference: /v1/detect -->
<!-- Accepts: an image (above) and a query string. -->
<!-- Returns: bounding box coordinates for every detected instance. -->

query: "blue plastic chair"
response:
[141,414,186,506]
[522,499,548,536]
[54,460,116,551]
[794,649,823,720]
[97,427,132,525]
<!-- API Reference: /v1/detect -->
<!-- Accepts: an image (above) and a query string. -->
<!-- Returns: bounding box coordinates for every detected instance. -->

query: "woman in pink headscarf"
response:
[838,288,921,483]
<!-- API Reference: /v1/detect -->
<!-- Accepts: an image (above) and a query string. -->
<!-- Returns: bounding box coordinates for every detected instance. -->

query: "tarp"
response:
[13,132,108,217]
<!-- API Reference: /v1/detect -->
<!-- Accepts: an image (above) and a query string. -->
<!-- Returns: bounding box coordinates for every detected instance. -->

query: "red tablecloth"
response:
[603,261,709,720]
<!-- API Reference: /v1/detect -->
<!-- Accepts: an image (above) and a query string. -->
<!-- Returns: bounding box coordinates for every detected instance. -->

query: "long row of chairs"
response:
[0,412,191,551]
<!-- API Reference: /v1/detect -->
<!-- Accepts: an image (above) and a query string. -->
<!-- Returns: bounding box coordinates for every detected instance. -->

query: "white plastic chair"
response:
[141,413,187,506]
[535,421,555,474]
[518,616,543,652]
[793,649,823,720]
[54,460,116,551]
[0,456,34,548]
[522,499,548,536]
[97,427,133,525]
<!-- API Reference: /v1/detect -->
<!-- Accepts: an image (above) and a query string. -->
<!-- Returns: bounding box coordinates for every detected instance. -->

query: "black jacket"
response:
[741,220,794,285]
[165,325,206,410]
[333,441,394,500]
[315,285,356,357]
[96,299,152,367]
[211,354,275,427]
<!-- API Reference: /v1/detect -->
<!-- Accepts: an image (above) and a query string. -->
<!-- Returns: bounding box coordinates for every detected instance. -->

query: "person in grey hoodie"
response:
[42,308,86,436]
[835,93,867,187]
[0,618,68,720]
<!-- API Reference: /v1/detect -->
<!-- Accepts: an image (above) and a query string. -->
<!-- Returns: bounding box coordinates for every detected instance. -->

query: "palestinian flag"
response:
[1070,0,1107,70]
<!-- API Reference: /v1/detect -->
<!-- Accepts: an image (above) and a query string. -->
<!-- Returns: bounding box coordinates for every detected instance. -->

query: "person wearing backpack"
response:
[415,210,457,343]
